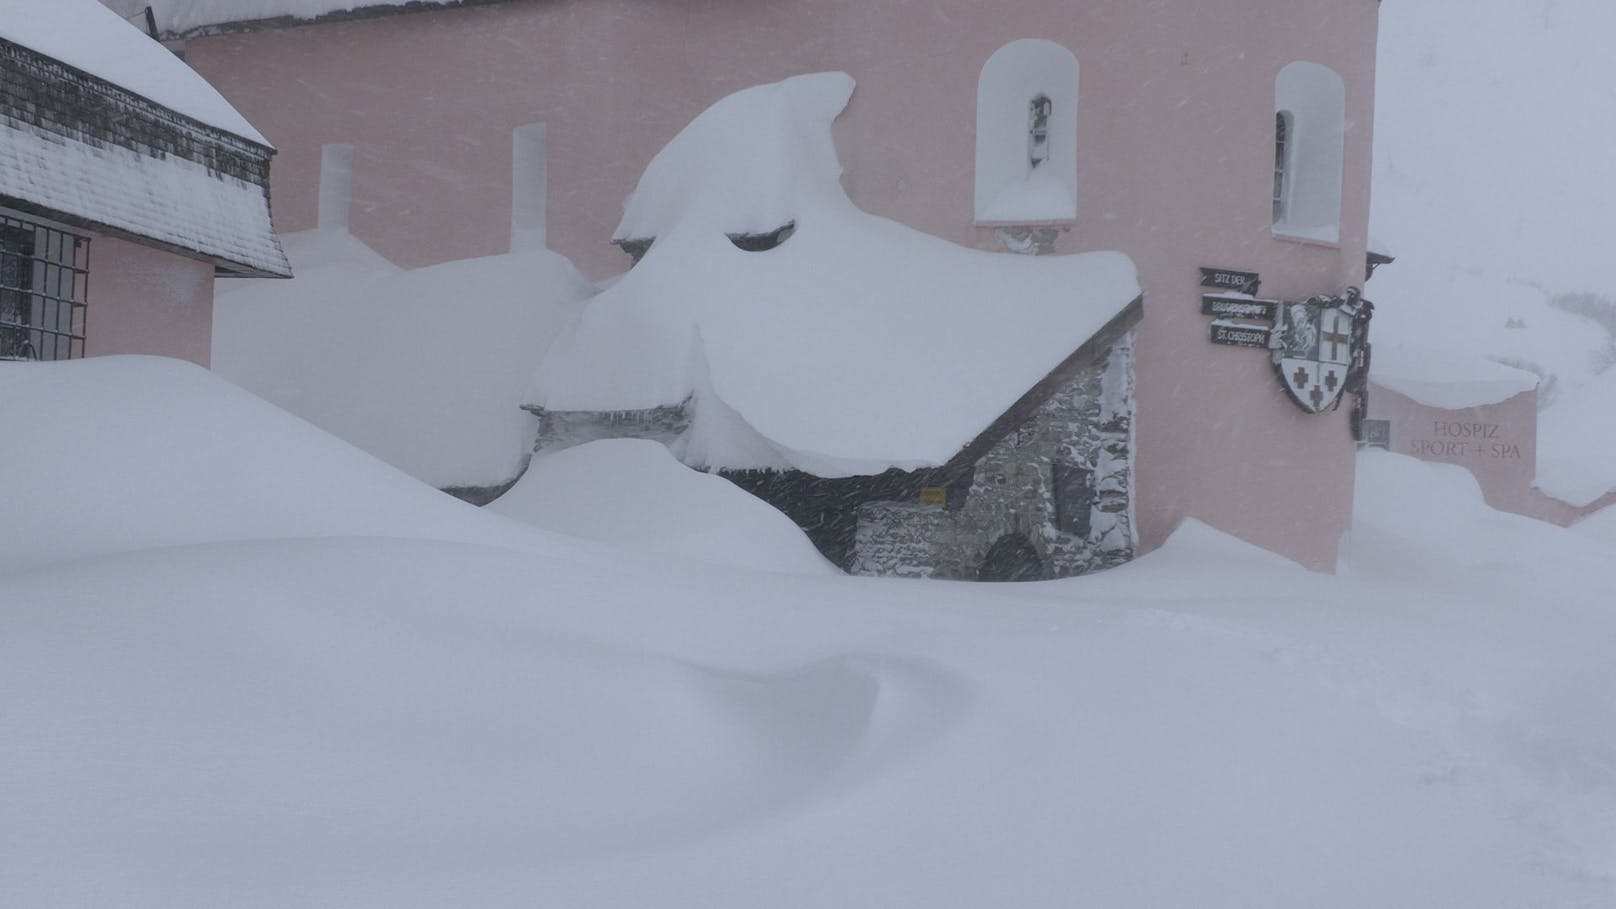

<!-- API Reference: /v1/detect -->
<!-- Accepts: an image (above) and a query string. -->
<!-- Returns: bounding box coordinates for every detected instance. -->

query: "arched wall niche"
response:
[1273,60,1346,242]
[975,38,1079,224]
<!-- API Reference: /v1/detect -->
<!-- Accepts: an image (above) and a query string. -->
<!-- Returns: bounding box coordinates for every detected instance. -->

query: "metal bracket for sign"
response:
[1199,266,1261,295]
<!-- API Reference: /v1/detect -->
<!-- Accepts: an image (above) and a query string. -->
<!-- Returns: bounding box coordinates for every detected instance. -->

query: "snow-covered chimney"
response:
[317,143,354,231]
[510,123,547,251]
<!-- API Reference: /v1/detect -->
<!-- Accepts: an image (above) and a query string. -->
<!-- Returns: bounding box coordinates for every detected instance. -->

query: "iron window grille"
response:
[1273,110,1294,224]
[1,211,90,361]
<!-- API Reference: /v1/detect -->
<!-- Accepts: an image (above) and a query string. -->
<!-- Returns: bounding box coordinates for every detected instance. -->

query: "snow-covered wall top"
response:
[9,0,264,143]
[530,73,1140,478]
[1371,343,1540,410]
[124,0,504,36]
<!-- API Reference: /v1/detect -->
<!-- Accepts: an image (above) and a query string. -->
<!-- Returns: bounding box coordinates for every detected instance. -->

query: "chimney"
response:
[317,143,354,231]
[510,123,547,251]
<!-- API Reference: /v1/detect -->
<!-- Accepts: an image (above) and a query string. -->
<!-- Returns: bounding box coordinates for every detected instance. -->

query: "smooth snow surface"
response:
[1372,342,1539,409]
[213,228,595,489]
[4,358,1616,906]
[489,439,835,575]
[7,0,264,142]
[531,73,1139,476]
[0,356,555,575]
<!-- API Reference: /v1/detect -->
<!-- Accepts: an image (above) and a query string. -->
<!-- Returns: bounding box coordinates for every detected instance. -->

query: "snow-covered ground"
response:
[4,356,1614,907]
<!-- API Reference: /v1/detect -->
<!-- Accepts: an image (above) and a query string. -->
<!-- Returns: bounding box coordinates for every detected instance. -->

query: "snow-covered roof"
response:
[119,0,514,36]
[8,0,265,143]
[529,73,1141,478]
[2,0,288,276]
[1,124,289,277]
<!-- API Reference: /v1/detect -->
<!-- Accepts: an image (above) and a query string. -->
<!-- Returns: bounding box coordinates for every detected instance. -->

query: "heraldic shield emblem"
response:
[1273,294,1362,414]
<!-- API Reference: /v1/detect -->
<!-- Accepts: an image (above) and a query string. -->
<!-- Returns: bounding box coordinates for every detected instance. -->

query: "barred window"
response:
[1,211,90,362]
[1273,110,1293,224]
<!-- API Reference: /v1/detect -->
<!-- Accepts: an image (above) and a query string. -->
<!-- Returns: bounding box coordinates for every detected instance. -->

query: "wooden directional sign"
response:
[1200,267,1261,295]
[1210,320,1272,349]
[1201,294,1278,321]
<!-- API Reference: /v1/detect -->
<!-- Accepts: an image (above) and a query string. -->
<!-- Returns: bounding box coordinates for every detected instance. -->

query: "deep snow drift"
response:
[488,438,834,575]
[4,357,1614,907]
[0,356,556,574]
[213,228,595,490]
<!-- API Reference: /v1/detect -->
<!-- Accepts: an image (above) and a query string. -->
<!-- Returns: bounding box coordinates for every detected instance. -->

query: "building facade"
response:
[1,1,288,368]
[166,0,1380,569]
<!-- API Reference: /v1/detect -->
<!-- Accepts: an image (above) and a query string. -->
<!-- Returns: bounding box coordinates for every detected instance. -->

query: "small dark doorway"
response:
[978,533,1044,582]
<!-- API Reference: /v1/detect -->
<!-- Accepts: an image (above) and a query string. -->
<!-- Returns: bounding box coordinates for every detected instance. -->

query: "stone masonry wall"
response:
[852,333,1136,580]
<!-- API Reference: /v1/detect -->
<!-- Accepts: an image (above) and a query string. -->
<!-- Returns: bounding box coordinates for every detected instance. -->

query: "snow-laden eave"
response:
[0,194,290,279]
[0,125,291,278]
[674,295,1144,482]
[940,295,1143,478]
[149,0,526,40]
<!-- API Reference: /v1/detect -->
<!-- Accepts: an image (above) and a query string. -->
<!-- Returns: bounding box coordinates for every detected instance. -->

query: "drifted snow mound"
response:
[1349,449,1612,579]
[214,228,595,491]
[1537,366,1616,507]
[1,538,960,904]
[488,439,836,575]
[528,72,1139,478]
[0,356,551,574]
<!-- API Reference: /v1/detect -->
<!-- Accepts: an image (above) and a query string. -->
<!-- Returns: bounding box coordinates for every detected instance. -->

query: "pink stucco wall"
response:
[85,233,214,367]
[1367,382,1612,526]
[183,0,1379,569]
